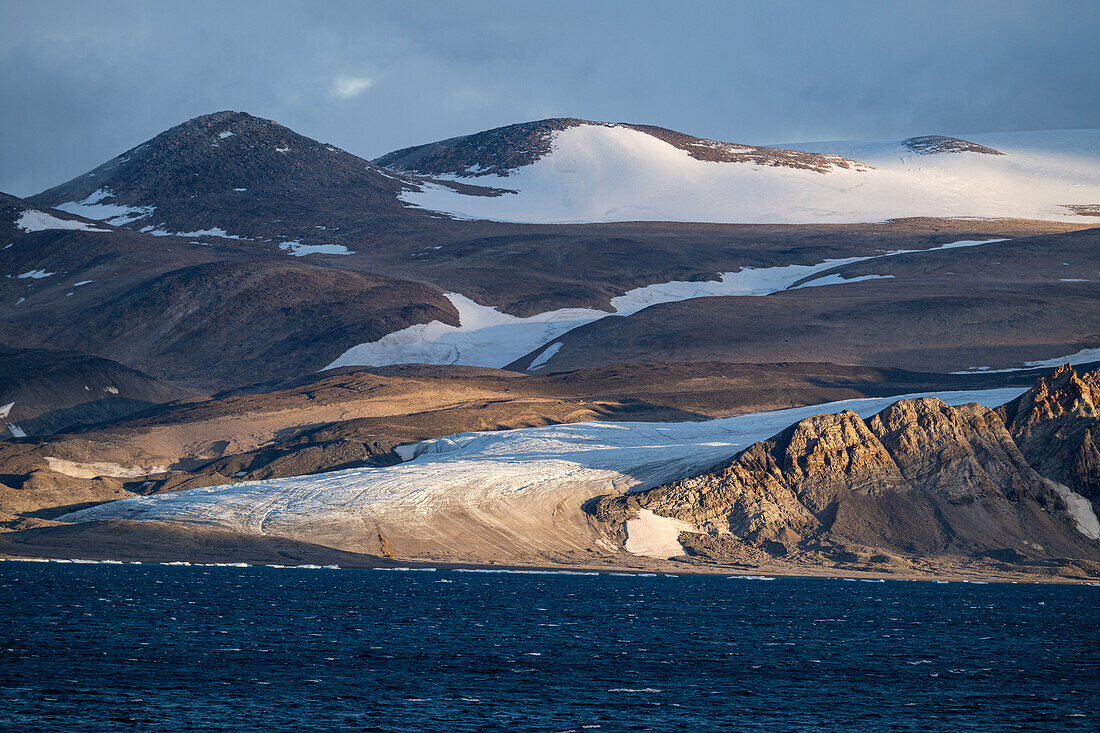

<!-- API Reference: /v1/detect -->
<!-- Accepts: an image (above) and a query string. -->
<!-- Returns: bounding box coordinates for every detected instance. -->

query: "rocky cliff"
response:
[596,367,1100,566]
[997,364,1100,510]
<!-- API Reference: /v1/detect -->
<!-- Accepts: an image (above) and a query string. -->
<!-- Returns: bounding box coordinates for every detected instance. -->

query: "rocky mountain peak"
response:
[1000,363,1098,427]
[28,111,423,241]
[998,365,1100,508]
[771,409,896,482]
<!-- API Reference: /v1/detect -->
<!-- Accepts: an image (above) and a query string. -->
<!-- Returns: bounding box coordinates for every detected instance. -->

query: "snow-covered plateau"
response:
[399,125,1100,224]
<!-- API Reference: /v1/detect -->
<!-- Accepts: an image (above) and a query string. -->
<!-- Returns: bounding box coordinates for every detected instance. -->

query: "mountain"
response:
[0,361,1045,500]
[31,114,1099,232]
[595,369,1100,568]
[6,113,1097,391]
[376,117,868,177]
[1,189,458,390]
[377,119,1100,224]
[29,111,428,244]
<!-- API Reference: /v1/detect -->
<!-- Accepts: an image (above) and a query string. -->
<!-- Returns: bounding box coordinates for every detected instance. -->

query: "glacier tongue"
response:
[59,387,1027,558]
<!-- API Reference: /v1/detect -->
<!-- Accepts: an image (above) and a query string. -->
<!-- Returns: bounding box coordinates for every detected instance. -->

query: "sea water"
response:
[0,564,1095,731]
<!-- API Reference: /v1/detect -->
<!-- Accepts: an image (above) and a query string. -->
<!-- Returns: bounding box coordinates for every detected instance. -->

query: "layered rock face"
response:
[997,364,1100,510]
[596,368,1100,563]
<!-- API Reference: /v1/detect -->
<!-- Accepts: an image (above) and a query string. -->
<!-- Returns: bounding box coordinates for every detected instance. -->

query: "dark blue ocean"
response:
[1,563,1096,732]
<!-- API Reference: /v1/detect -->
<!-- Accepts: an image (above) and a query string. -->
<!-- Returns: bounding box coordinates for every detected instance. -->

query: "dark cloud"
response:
[2,0,1097,195]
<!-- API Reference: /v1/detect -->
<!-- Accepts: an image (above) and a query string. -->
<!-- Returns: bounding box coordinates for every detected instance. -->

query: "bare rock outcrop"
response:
[597,369,1100,565]
[997,364,1100,510]
[901,135,1005,156]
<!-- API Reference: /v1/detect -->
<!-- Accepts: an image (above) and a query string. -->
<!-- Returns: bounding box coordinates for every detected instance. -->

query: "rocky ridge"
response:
[596,366,1100,567]
[997,364,1100,509]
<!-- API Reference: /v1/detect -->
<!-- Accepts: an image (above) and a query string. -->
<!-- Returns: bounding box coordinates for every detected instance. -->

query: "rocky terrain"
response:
[1,111,1098,578]
[0,190,458,390]
[595,366,1100,577]
[0,361,1048,530]
[997,364,1100,510]
[8,179,1082,393]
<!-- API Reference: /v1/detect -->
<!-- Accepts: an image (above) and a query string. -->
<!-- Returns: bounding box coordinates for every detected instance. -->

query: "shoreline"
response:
[3,551,1097,586]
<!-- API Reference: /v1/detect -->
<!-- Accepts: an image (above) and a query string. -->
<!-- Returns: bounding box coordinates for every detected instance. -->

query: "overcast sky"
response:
[2,0,1098,196]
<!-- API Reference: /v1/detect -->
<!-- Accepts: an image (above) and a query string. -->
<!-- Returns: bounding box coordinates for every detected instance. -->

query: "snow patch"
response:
[952,348,1100,374]
[394,443,419,462]
[1048,481,1100,539]
[17,269,53,279]
[0,402,13,419]
[624,510,694,559]
[278,241,354,257]
[139,225,246,239]
[528,342,563,370]
[44,457,166,479]
[55,188,153,225]
[325,238,1006,370]
[16,210,109,233]
[792,273,894,289]
[6,424,27,439]
[218,130,235,139]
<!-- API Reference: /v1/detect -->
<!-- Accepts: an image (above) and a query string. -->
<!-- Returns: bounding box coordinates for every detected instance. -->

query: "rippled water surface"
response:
[1,563,1096,732]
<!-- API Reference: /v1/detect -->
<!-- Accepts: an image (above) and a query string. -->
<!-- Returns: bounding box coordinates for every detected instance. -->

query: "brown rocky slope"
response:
[997,364,1100,511]
[596,366,1100,570]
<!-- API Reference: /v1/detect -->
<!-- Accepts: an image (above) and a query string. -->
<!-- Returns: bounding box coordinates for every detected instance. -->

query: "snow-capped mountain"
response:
[32,113,1100,235]
[379,119,1100,224]
[29,111,426,244]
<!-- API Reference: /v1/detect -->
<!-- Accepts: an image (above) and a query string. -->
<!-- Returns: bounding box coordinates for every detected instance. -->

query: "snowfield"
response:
[138,225,247,239]
[398,125,1100,224]
[61,387,1050,558]
[324,239,1004,369]
[55,188,153,225]
[16,209,110,233]
[952,347,1100,374]
[278,241,354,256]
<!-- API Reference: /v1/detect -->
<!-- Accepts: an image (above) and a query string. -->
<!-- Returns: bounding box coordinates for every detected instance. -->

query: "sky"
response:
[1,0,1098,196]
